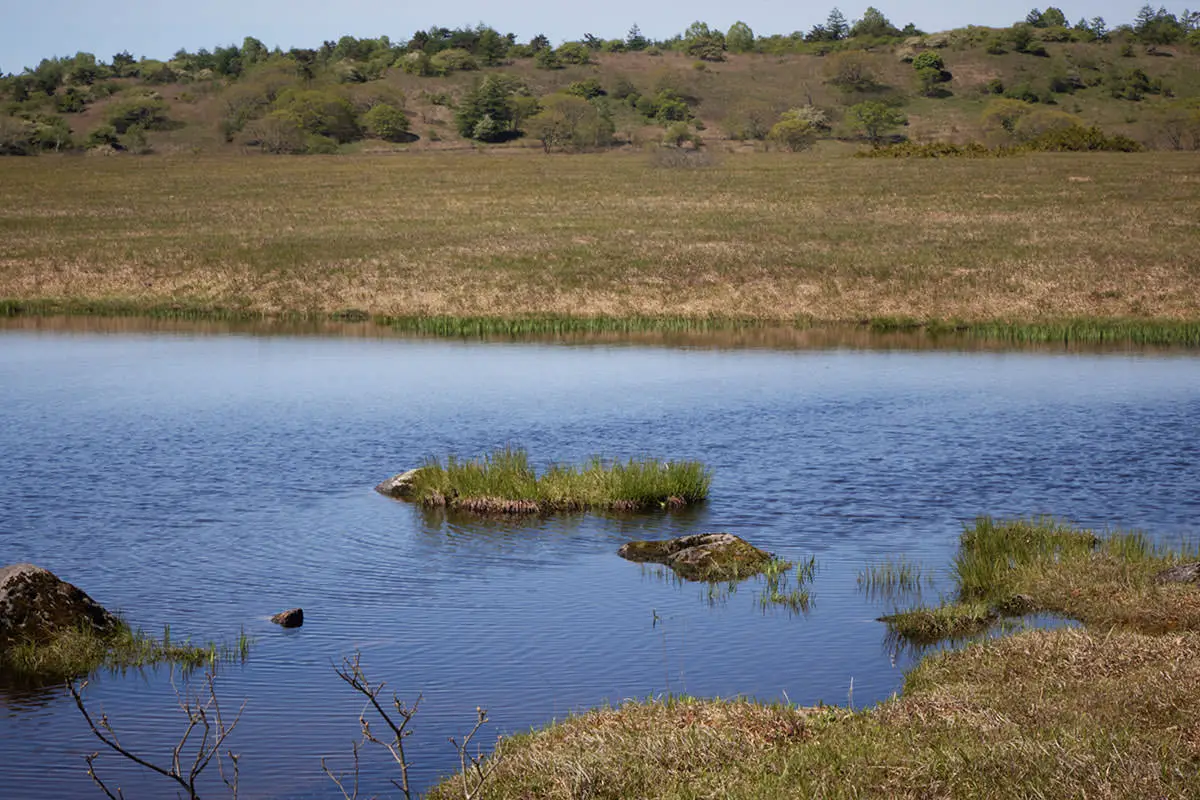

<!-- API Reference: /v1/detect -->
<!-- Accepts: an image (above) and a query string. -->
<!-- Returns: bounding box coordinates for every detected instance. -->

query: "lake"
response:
[1,324,1197,798]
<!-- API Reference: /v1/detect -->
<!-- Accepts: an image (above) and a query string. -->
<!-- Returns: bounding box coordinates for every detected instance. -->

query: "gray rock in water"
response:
[0,563,120,649]
[270,608,304,628]
[1153,562,1200,585]
[374,469,423,499]
[617,533,772,582]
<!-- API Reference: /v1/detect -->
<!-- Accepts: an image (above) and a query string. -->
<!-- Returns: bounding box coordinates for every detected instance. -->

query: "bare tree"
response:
[69,670,244,800]
[323,652,503,800]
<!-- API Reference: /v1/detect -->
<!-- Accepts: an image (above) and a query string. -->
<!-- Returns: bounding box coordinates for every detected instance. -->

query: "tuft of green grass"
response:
[879,602,996,643]
[858,556,929,599]
[408,446,710,515]
[882,517,1200,646]
[757,556,817,614]
[1,621,252,681]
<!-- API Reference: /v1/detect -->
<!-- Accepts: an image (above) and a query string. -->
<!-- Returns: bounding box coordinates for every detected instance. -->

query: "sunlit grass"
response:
[1,621,252,680]
[410,446,710,515]
[0,152,1197,340]
[857,556,929,600]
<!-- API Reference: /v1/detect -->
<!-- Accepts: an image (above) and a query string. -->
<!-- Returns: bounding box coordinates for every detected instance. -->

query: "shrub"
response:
[362,103,410,142]
[661,121,701,148]
[247,112,306,153]
[911,51,945,71]
[305,134,339,154]
[526,93,614,151]
[121,124,151,155]
[534,48,562,70]
[565,79,605,100]
[824,51,881,92]
[272,89,360,142]
[0,116,35,155]
[981,98,1035,139]
[555,42,592,65]
[767,115,816,152]
[1014,108,1082,140]
[723,102,774,140]
[106,93,171,133]
[54,88,87,113]
[84,123,120,149]
[430,48,478,73]
[986,78,1006,94]
[847,100,906,144]
[1022,124,1142,151]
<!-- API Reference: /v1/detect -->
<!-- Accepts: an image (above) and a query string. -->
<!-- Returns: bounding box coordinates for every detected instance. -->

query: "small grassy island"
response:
[2,621,250,684]
[425,518,1200,798]
[391,447,710,515]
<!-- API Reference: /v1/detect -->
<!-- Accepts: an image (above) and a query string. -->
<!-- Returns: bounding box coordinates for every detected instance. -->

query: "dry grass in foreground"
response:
[1,151,1198,328]
[426,628,1200,799]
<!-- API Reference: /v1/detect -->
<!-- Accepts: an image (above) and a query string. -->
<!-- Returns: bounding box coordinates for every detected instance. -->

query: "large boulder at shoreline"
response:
[375,469,423,499]
[618,534,773,582]
[0,564,120,649]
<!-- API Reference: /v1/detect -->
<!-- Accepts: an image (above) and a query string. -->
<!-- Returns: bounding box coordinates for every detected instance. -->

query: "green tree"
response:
[847,100,906,145]
[1042,7,1067,27]
[455,74,527,141]
[683,22,726,61]
[362,103,410,141]
[242,37,269,65]
[110,51,136,78]
[106,93,172,134]
[526,93,614,151]
[850,8,901,38]
[626,24,649,51]
[827,8,850,40]
[555,42,591,65]
[726,22,755,53]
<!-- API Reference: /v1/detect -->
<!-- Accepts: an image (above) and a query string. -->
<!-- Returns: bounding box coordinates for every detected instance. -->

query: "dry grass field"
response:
[1,150,1197,330]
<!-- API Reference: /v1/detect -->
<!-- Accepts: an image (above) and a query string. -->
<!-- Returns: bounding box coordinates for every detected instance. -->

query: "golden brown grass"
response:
[428,628,1200,799]
[1,151,1197,327]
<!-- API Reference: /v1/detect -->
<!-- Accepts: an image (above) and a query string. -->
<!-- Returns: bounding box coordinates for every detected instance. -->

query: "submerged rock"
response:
[375,469,423,499]
[1153,562,1200,585]
[618,534,773,582]
[270,608,304,628]
[0,563,120,649]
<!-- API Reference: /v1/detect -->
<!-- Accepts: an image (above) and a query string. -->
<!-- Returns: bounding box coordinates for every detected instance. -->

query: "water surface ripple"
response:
[1,333,1197,798]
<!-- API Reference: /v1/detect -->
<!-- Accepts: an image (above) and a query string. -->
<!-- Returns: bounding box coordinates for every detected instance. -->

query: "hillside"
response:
[2,13,1200,156]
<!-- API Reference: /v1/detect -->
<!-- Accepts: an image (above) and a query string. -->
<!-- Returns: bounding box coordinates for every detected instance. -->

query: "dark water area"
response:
[1,327,1197,799]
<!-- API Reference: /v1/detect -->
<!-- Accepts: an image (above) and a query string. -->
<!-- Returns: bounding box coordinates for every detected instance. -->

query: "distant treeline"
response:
[1,4,1198,157]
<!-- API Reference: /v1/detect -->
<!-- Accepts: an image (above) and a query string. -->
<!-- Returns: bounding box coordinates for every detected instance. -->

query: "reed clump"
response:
[857,557,929,600]
[1,621,251,681]
[410,447,710,516]
[881,517,1200,645]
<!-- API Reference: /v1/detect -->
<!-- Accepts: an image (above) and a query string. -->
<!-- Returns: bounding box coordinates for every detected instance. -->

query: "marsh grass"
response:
[410,447,710,515]
[1,621,251,681]
[882,517,1200,645]
[857,557,929,600]
[2,153,1198,338]
[756,556,816,615]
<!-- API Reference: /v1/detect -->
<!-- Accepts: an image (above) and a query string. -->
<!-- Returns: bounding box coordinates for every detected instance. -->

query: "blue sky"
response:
[0,1,1171,73]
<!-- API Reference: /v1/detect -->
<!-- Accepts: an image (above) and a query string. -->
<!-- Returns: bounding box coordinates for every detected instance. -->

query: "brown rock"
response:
[618,533,773,582]
[0,563,119,649]
[270,608,304,628]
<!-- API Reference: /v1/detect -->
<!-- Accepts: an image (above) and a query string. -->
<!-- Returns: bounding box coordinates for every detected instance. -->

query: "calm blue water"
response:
[1,330,1197,799]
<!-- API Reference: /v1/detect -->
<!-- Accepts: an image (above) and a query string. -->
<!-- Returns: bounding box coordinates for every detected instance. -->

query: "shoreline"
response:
[3,302,1199,349]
